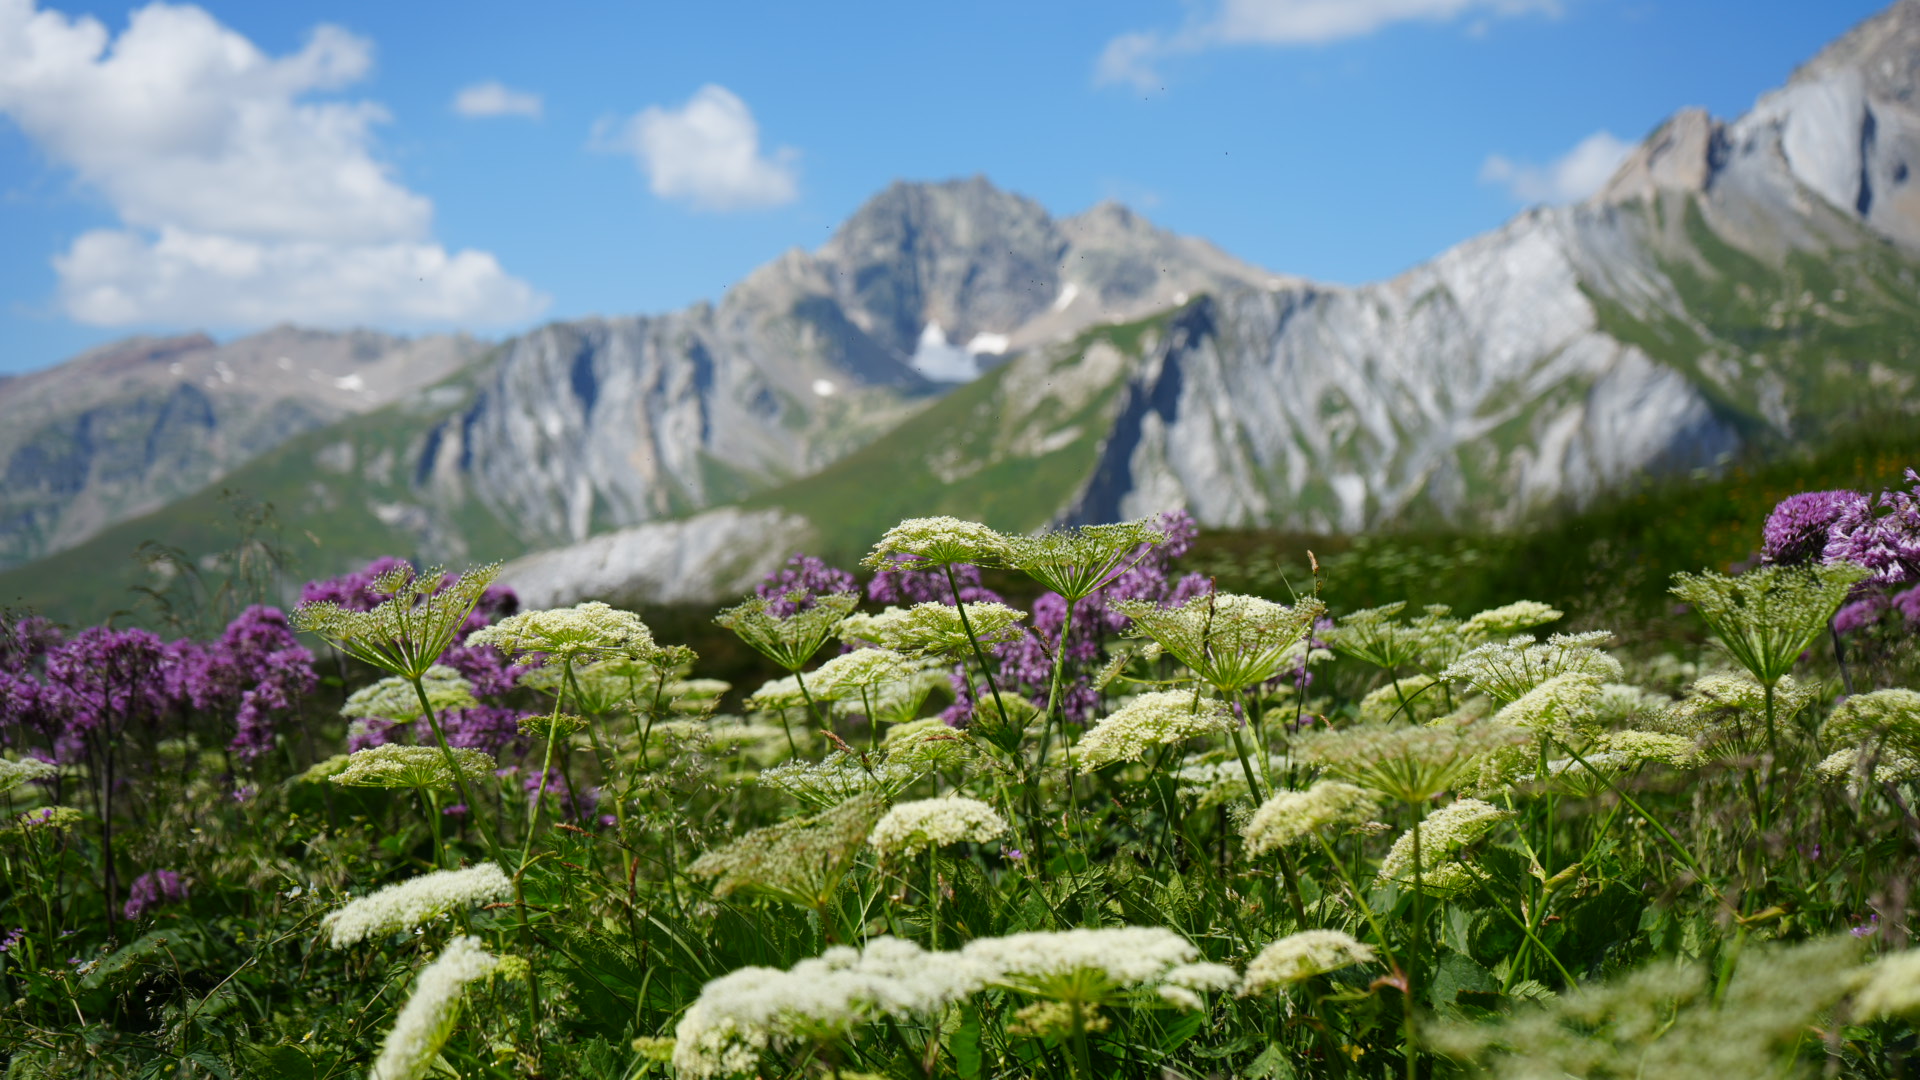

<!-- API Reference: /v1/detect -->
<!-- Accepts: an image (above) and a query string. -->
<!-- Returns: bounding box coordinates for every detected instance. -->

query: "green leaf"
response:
[241,1045,315,1080]
[952,1006,983,1079]
[1244,1042,1296,1079]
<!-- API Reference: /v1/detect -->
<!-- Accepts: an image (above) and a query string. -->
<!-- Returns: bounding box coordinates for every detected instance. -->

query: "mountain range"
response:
[7,0,1920,622]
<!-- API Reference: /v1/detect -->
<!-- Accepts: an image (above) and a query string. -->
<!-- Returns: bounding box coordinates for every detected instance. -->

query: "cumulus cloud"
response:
[0,0,546,327]
[453,80,542,119]
[597,84,798,211]
[1480,130,1636,204]
[1097,0,1561,90]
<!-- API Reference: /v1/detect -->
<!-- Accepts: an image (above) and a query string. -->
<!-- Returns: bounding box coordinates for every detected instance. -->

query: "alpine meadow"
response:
[12,1,1920,1079]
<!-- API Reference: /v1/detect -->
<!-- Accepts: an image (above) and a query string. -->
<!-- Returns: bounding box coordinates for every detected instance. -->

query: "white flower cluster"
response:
[467,601,655,660]
[868,796,1008,858]
[1493,672,1606,737]
[1356,675,1445,724]
[369,935,500,1080]
[1077,691,1239,768]
[322,863,514,947]
[1459,601,1563,640]
[1824,689,1920,756]
[1853,948,1920,1021]
[1240,929,1378,995]
[862,516,1013,569]
[293,563,500,681]
[673,936,993,1079]
[807,648,913,701]
[1116,592,1325,693]
[1663,673,1813,737]
[673,926,1232,1077]
[1595,729,1703,769]
[331,745,497,790]
[342,666,475,723]
[1442,632,1623,705]
[1175,753,1292,808]
[1670,563,1867,684]
[758,751,931,808]
[1377,798,1512,895]
[850,602,1028,657]
[1241,781,1378,856]
[1815,745,1920,788]
[0,756,56,795]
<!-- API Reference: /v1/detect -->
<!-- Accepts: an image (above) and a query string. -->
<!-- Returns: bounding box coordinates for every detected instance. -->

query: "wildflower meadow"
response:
[3,476,1920,1079]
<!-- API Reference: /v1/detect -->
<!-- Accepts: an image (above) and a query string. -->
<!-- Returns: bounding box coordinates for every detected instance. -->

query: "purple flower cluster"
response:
[1763,471,1920,638]
[169,606,318,761]
[122,869,188,920]
[1761,490,1860,567]
[1822,469,1920,586]
[758,554,858,616]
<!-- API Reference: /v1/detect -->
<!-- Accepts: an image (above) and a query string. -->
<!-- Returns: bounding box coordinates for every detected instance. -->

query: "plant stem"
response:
[1406,804,1427,1080]
[410,676,505,867]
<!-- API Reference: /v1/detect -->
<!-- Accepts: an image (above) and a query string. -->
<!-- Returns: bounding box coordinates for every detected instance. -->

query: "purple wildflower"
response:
[122,870,188,920]
[1762,490,1860,567]
[0,927,24,953]
[1823,469,1920,586]
[757,554,858,616]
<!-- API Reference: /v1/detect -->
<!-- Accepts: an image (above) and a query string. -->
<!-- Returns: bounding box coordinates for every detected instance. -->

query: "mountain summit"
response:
[7,3,1920,619]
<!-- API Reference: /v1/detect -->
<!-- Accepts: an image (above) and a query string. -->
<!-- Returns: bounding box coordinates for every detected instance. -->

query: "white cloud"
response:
[1097,0,1561,90]
[598,84,798,212]
[0,0,546,327]
[453,80,542,119]
[1481,130,1636,204]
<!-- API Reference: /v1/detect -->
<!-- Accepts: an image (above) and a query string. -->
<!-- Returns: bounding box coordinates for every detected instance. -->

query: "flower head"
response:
[331,745,497,790]
[0,756,55,796]
[1240,930,1376,995]
[1003,518,1165,601]
[1670,563,1868,686]
[1376,797,1512,895]
[122,870,189,920]
[807,648,913,703]
[1442,632,1623,705]
[758,751,933,808]
[1763,490,1861,567]
[369,936,500,1080]
[863,517,1014,571]
[293,563,501,680]
[1493,672,1607,739]
[1294,718,1528,804]
[465,601,655,661]
[343,667,475,724]
[1115,592,1326,693]
[716,593,861,672]
[688,795,882,909]
[1823,689,1920,757]
[1076,690,1239,769]
[1854,948,1920,1021]
[1459,601,1563,640]
[859,601,1028,658]
[962,926,1206,1006]
[1242,781,1379,856]
[868,796,1009,858]
[321,864,513,947]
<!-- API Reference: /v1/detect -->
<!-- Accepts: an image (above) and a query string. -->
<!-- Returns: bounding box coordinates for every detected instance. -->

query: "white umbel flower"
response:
[672,936,992,1079]
[1377,798,1512,894]
[369,935,499,1080]
[1077,691,1238,768]
[0,756,56,795]
[331,745,497,790]
[961,926,1201,1002]
[466,600,654,660]
[322,864,514,947]
[863,516,1014,569]
[1241,930,1377,994]
[1242,781,1378,856]
[868,796,1008,858]
[343,666,475,723]
[1854,948,1920,1020]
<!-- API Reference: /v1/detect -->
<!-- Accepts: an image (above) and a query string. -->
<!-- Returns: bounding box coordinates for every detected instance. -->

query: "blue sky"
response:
[0,0,1895,374]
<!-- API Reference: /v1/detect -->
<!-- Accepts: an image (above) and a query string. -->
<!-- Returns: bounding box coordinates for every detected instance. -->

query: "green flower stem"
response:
[1068,998,1095,1080]
[1035,596,1079,772]
[568,661,631,853]
[1557,741,1725,908]
[1312,831,1402,975]
[927,851,940,951]
[1485,891,1577,984]
[409,675,505,867]
[1230,726,1268,805]
[1274,844,1309,928]
[794,668,826,735]
[424,789,444,869]
[1406,804,1426,1080]
[942,562,1039,868]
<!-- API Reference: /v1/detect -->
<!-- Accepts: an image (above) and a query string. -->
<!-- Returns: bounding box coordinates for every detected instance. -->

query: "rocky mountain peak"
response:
[1792,0,1920,103]
[817,176,1065,357]
[1595,107,1725,205]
